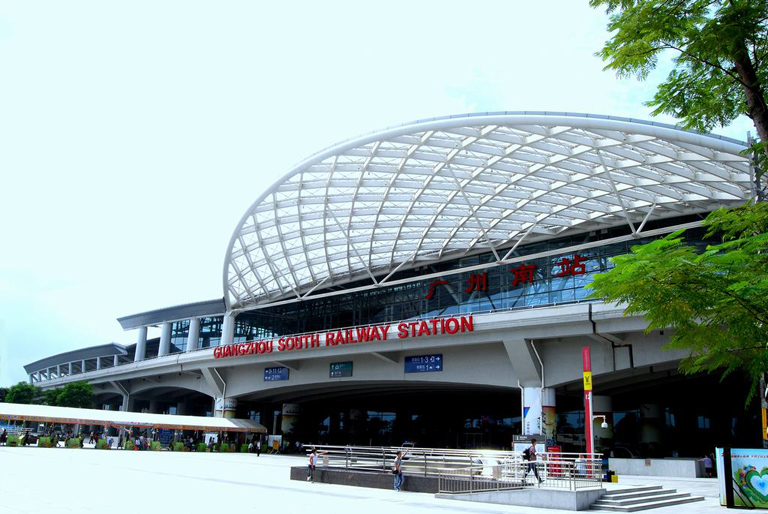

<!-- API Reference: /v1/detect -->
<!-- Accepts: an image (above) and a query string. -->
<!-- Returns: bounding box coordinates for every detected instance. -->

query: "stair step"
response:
[600,490,677,501]
[601,486,664,498]
[591,495,705,512]
[593,492,690,506]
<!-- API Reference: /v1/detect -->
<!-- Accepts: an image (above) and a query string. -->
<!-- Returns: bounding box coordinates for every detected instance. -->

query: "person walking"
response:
[699,454,714,478]
[307,449,321,482]
[522,439,543,484]
[393,447,409,491]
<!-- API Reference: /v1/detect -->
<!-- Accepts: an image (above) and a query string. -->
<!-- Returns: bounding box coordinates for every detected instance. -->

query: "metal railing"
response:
[305,445,603,492]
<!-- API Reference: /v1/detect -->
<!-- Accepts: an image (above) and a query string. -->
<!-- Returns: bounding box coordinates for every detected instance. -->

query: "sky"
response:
[0,1,754,387]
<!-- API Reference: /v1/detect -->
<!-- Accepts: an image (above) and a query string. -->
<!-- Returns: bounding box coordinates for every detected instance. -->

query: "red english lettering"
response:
[213,346,222,359]
[417,320,430,337]
[277,338,286,351]
[326,332,335,346]
[397,323,408,338]
[380,325,391,340]
[461,315,474,333]
[445,317,459,334]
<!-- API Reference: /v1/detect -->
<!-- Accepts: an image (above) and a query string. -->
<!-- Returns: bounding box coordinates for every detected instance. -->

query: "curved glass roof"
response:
[224,112,752,309]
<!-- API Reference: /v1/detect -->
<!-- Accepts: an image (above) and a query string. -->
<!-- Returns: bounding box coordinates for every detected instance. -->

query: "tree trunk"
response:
[733,44,768,201]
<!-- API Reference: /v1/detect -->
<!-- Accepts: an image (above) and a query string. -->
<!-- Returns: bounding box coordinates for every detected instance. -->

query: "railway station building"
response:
[23,112,761,457]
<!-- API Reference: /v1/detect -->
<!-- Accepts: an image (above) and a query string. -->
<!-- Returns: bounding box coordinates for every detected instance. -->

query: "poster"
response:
[717,447,768,508]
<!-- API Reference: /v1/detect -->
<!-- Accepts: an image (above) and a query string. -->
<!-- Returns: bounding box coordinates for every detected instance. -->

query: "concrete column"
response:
[593,395,613,447]
[28,374,33,384]
[149,400,160,414]
[158,322,172,356]
[68,362,73,375]
[220,312,235,347]
[186,317,201,352]
[135,326,148,362]
[96,358,101,370]
[523,387,556,439]
[121,394,135,412]
[57,364,62,378]
[81,359,86,373]
[176,402,188,416]
[113,355,119,367]
[214,397,237,418]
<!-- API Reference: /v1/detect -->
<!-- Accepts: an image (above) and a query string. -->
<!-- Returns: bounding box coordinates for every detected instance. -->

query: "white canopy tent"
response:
[0,402,267,433]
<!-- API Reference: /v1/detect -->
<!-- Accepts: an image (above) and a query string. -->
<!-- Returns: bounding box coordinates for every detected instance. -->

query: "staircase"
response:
[591,485,705,511]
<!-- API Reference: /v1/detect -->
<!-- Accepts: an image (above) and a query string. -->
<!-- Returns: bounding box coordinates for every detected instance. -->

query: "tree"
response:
[590,0,768,198]
[42,388,59,406]
[0,387,8,402]
[5,382,42,404]
[587,201,768,403]
[54,381,94,409]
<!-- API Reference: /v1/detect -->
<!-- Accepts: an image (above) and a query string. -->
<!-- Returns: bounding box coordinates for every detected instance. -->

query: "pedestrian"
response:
[699,454,714,478]
[117,434,123,449]
[307,449,320,482]
[256,437,261,457]
[575,454,587,478]
[522,438,543,484]
[393,447,409,491]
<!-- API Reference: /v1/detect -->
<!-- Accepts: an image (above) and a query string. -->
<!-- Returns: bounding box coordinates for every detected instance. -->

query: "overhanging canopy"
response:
[224,111,752,310]
[0,403,267,433]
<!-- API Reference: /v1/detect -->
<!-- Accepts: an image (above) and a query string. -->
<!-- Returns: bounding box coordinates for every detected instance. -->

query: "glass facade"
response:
[234,216,713,339]
[198,317,223,349]
[170,320,189,354]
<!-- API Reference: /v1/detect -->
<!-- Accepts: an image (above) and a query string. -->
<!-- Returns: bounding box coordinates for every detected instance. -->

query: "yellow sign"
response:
[762,408,767,440]
[583,371,593,391]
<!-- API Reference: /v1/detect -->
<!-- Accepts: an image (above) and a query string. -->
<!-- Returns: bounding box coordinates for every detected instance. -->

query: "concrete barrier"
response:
[608,458,705,478]
[436,488,605,511]
[290,466,439,493]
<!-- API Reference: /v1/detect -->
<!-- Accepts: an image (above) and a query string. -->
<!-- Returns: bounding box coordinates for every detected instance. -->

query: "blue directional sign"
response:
[264,366,290,381]
[330,361,353,378]
[404,354,443,373]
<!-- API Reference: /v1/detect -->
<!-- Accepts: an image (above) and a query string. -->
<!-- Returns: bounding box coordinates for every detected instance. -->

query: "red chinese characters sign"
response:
[423,254,588,298]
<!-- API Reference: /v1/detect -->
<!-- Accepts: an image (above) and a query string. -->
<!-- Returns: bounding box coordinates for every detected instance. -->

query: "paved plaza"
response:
[0,447,723,513]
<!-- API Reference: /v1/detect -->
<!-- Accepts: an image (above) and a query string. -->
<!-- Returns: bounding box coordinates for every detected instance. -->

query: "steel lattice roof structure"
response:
[224,112,753,310]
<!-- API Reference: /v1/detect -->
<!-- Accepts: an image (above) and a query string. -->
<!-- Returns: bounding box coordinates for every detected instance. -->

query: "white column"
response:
[96,357,101,370]
[220,312,235,347]
[593,395,613,444]
[214,397,237,418]
[186,318,201,352]
[134,326,148,362]
[57,364,62,377]
[68,362,73,375]
[113,355,119,367]
[28,374,33,384]
[523,387,556,439]
[158,322,172,356]
[81,360,86,373]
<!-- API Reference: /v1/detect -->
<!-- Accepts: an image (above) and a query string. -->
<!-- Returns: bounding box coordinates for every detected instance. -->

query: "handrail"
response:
[303,444,604,492]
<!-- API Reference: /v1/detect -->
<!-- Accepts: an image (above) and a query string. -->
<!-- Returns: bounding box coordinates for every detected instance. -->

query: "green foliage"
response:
[42,388,59,406]
[0,387,8,402]
[590,0,768,183]
[587,202,768,404]
[5,382,42,404]
[53,381,94,409]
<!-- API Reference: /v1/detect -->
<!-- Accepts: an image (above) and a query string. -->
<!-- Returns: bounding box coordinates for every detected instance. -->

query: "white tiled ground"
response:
[0,447,723,514]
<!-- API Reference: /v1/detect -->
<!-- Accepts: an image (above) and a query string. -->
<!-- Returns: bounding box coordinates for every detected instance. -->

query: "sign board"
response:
[158,429,173,445]
[330,361,353,378]
[404,354,443,373]
[264,366,289,382]
[717,447,768,508]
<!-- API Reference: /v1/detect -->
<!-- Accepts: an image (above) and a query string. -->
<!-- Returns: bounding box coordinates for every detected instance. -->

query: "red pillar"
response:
[582,348,594,455]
